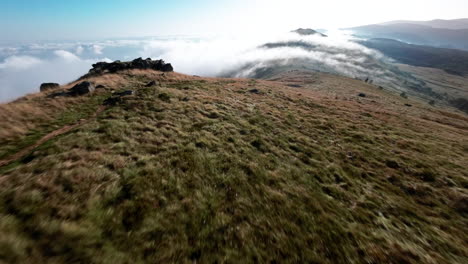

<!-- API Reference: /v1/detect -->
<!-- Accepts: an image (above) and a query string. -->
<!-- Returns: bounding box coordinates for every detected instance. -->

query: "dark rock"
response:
[47,91,69,98]
[69,81,95,96]
[452,195,468,214]
[249,89,260,94]
[404,104,412,107]
[84,58,173,78]
[96,85,106,89]
[385,160,400,169]
[40,83,60,92]
[145,81,157,87]
[115,90,134,96]
[103,96,122,106]
[358,93,367,97]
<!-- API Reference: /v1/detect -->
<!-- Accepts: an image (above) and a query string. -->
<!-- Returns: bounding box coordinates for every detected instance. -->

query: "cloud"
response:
[0,32,418,102]
[76,45,84,55]
[54,50,81,62]
[92,45,104,55]
[0,56,42,70]
[0,51,103,102]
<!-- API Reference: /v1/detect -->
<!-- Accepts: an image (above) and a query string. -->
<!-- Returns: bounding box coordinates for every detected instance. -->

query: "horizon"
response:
[2,0,468,42]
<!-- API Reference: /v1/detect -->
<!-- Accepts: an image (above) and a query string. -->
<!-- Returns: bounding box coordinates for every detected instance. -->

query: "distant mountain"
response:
[358,38,468,76]
[292,28,327,37]
[381,18,468,30]
[348,19,468,51]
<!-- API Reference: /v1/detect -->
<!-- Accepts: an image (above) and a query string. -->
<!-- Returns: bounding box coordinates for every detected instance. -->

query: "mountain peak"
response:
[292,28,327,37]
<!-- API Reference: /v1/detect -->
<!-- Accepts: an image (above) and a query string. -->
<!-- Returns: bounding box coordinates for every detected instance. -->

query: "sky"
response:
[1,0,468,41]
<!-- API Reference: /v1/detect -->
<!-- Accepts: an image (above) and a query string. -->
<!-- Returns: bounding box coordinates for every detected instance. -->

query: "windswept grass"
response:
[0,70,467,263]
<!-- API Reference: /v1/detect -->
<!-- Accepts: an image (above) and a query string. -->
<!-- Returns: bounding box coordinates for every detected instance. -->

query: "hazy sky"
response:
[1,0,467,41]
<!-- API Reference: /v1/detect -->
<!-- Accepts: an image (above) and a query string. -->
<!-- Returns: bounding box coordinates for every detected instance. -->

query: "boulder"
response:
[69,82,95,96]
[145,81,157,87]
[115,90,134,96]
[40,83,60,92]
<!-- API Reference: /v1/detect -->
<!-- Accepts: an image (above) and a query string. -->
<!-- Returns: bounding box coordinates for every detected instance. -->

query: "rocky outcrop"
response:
[83,58,173,78]
[69,82,95,95]
[40,83,60,92]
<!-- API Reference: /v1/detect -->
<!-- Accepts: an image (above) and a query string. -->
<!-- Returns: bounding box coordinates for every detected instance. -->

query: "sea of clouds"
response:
[0,31,404,102]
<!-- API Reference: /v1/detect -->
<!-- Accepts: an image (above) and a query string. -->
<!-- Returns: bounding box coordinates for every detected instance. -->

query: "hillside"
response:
[358,38,468,76]
[381,18,468,30]
[0,64,467,263]
[348,23,468,51]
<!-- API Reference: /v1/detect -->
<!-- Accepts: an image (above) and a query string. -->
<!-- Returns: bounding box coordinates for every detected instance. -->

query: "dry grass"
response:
[0,69,467,263]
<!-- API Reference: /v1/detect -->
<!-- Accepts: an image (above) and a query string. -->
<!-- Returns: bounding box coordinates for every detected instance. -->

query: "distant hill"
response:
[292,28,327,37]
[348,20,468,51]
[381,18,468,30]
[358,38,468,76]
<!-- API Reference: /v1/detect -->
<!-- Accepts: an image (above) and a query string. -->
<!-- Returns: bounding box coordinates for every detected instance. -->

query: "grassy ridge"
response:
[0,70,467,263]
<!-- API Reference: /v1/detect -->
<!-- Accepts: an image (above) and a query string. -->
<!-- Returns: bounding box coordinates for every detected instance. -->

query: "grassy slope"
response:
[0,69,467,263]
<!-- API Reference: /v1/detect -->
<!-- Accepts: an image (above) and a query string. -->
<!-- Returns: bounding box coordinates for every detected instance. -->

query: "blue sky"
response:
[1,0,219,41]
[1,0,468,41]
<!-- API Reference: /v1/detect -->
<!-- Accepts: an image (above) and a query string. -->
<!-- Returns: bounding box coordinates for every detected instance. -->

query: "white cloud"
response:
[0,56,42,70]
[92,45,103,55]
[76,45,84,55]
[0,53,101,102]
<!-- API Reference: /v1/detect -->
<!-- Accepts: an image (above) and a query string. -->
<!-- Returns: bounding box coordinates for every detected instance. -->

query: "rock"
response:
[249,89,260,94]
[69,82,95,96]
[96,85,106,89]
[103,97,122,106]
[405,104,412,107]
[385,160,400,169]
[115,90,134,96]
[47,91,69,98]
[40,83,60,92]
[358,93,367,97]
[145,81,157,87]
[84,58,173,78]
[452,195,468,214]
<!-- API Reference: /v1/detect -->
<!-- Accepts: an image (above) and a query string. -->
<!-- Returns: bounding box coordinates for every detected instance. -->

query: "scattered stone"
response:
[84,58,173,78]
[40,83,60,92]
[69,82,95,95]
[103,97,122,106]
[249,89,260,94]
[385,160,400,169]
[145,80,157,87]
[404,104,412,107]
[47,91,69,98]
[115,90,134,96]
[358,93,367,97]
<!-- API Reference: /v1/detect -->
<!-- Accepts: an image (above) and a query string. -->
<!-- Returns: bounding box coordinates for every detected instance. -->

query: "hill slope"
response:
[381,18,468,30]
[0,68,467,263]
[348,23,468,51]
[358,38,468,76]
